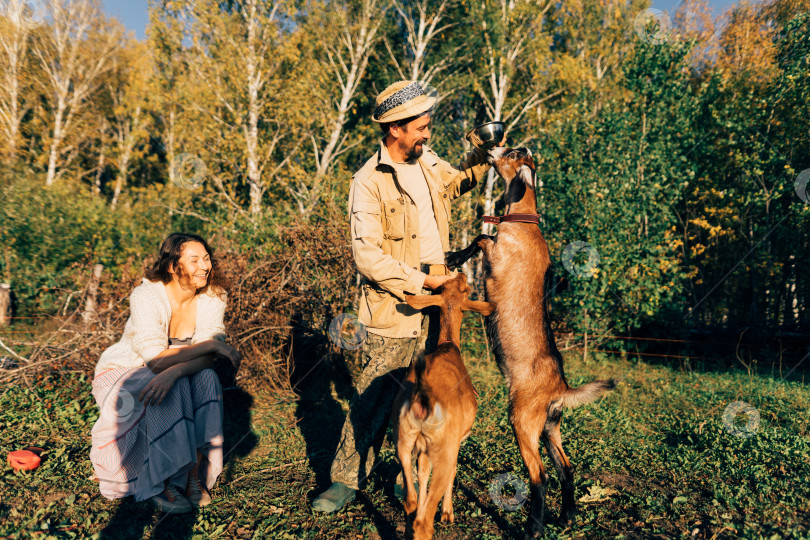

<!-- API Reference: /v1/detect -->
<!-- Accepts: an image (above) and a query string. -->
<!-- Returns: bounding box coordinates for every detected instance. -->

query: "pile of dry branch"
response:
[0,215,356,395]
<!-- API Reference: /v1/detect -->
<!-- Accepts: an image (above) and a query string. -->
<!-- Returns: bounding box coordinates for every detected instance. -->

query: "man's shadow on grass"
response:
[288,311,355,493]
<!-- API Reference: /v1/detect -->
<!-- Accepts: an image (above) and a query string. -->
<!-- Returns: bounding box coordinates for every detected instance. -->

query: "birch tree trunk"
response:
[166,109,177,186]
[0,283,10,326]
[316,0,383,179]
[245,0,263,215]
[45,98,66,186]
[108,40,150,207]
[470,0,553,282]
[94,119,108,195]
[83,264,103,324]
[476,0,551,236]
[32,0,120,186]
[287,0,385,216]
[187,0,283,216]
[0,0,31,163]
[110,95,145,208]
[147,3,185,191]
[110,107,137,208]
[386,0,454,89]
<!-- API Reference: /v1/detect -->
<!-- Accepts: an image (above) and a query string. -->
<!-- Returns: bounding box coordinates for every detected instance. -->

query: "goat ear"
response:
[464,299,494,316]
[405,294,442,311]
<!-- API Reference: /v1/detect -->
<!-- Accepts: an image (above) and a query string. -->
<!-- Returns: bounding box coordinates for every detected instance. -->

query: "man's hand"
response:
[424,274,453,290]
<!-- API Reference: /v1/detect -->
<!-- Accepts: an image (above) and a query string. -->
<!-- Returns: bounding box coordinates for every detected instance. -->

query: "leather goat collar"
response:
[483,213,540,225]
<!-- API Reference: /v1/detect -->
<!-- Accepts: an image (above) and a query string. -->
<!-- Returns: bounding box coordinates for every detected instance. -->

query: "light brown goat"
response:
[446,147,616,538]
[391,273,493,540]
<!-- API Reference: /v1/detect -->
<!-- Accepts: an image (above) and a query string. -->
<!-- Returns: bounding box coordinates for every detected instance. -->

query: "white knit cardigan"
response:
[94,278,227,374]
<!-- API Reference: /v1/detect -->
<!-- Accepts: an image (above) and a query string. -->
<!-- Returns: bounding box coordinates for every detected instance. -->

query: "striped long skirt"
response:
[89,367,224,501]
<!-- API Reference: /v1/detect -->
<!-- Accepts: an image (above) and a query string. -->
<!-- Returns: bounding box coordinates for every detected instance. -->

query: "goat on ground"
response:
[391,273,493,540]
[446,147,616,539]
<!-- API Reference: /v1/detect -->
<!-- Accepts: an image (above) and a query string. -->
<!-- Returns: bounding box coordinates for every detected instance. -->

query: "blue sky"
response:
[655,0,740,14]
[102,0,148,40]
[102,0,741,41]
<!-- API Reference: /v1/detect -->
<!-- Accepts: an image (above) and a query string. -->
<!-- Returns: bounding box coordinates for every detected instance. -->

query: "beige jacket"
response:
[348,141,490,338]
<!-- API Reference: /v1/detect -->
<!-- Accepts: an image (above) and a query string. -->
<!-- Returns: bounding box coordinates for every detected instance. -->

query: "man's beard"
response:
[405,140,425,161]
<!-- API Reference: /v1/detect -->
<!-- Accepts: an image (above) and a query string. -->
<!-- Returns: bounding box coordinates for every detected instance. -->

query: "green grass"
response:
[1,323,808,539]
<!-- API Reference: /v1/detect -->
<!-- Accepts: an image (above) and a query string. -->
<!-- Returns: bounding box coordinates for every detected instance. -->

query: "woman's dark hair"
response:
[145,233,227,298]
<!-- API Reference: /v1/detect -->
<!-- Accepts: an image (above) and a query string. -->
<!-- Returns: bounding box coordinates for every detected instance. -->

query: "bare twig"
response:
[228,459,307,486]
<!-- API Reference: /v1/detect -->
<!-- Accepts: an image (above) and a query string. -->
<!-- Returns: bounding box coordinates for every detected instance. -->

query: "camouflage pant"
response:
[330,307,438,490]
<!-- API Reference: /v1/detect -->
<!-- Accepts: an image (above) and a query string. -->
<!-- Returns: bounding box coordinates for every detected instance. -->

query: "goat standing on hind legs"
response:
[445,147,616,539]
[391,273,493,540]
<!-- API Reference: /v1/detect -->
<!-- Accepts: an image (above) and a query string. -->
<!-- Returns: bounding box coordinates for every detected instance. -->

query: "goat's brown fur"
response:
[447,147,616,538]
[391,274,493,540]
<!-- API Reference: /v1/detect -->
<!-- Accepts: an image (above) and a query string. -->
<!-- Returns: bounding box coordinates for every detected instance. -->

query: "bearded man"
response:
[313,80,492,513]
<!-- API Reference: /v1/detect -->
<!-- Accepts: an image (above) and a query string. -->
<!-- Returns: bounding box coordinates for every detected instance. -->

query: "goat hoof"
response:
[440,511,454,523]
[445,252,464,269]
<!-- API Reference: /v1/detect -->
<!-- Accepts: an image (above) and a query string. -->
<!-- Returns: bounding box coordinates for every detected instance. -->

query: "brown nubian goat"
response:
[391,273,493,540]
[446,147,616,538]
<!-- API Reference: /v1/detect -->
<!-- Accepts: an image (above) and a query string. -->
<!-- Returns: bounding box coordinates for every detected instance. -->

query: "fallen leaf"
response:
[579,484,619,503]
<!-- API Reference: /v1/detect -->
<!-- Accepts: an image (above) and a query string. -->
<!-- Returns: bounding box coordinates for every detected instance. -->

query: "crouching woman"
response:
[89,233,241,514]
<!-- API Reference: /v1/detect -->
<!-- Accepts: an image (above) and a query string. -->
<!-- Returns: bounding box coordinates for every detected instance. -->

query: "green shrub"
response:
[0,175,206,316]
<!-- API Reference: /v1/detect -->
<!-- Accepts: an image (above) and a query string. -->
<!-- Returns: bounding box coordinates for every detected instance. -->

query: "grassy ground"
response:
[1,318,808,539]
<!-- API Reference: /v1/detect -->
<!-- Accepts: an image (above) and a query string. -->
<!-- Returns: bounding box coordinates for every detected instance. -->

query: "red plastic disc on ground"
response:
[7,450,41,471]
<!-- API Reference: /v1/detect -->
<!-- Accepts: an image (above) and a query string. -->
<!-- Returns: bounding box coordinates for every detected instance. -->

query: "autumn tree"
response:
[107,40,151,208]
[147,0,190,190]
[0,0,35,163]
[465,0,558,238]
[682,0,810,328]
[384,0,457,89]
[33,0,122,186]
[537,38,699,342]
[285,0,386,215]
